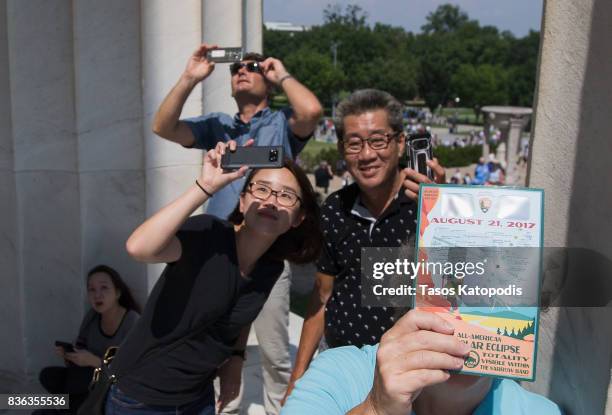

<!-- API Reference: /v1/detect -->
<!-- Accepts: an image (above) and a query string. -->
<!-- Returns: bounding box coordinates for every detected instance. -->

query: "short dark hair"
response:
[228,159,322,264]
[242,52,266,62]
[87,265,141,313]
[334,89,404,140]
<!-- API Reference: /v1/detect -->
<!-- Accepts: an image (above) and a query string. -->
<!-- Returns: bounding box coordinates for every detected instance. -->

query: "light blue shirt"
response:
[282,345,562,415]
[184,107,308,219]
[473,163,490,185]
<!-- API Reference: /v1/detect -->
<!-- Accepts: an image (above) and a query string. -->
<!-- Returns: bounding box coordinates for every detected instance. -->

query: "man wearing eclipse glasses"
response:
[152,44,322,415]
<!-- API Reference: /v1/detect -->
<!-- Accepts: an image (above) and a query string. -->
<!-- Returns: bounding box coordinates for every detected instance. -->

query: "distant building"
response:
[264,21,311,32]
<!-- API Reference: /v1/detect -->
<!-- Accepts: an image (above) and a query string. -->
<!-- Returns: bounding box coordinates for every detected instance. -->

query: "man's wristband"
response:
[195,179,213,198]
[278,74,294,86]
[231,349,246,360]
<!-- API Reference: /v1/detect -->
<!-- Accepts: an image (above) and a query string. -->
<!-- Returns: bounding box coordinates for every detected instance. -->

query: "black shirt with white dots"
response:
[317,182,418,348]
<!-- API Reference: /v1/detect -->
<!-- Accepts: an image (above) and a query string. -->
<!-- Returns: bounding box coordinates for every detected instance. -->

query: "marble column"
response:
[202,0,243,115]
[526,1,612,414]
[506,116,524,183]
[0,0,26,392]
[244,0,263,54]
[482,119,491,157]
[141,0,204,290]
[2,0,82,385]
[494,141,506,164]
[73,0,148,306]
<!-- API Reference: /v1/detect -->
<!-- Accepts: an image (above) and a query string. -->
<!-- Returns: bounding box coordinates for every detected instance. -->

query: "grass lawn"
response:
[440,107,474,116]
[301,140,337,158]
[439,107,482,125]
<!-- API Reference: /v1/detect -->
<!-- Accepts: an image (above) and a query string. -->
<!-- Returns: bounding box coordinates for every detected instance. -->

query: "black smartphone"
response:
[55,340,75,353]
[221,146,284,169]
[407,133,434,180]
[206,47,243,63]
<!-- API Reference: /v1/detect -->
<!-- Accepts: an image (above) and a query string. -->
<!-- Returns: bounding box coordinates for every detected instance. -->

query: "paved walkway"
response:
[239,312,304,415]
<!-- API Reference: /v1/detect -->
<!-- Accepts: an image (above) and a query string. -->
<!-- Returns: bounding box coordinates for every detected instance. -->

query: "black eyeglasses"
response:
[247,182,301,207]
[341,132,400,154]
[230,61,263,76]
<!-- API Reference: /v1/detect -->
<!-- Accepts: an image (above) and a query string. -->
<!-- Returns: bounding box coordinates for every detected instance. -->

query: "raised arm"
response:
[347,310,470,415]
[152,43,218,147]
[261,57,323,138]
[126,140,249,263]
[283,272,334,404]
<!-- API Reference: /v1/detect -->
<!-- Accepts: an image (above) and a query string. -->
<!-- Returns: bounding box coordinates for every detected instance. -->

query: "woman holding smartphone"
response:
[37,265,140,414]
[103,140,321,415]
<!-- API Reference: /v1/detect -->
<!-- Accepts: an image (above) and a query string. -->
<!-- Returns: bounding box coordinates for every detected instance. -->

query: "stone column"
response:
[526,1,612,414]
[1,0,83,386]
[0,0,26,392]
[141,0,203,290]
[73,0,148,304]
[202,0,243,114]
[505,116,524,183]
[482,119,490,157]
[244,0,263,54]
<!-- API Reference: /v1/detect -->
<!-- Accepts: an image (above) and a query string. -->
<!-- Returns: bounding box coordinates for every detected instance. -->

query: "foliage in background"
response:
[433,145,483,167]
[451,64,508,121]
[300,140,486,173]
[264,3,539,114]
[299,141,341,172]
[284,48,345,104]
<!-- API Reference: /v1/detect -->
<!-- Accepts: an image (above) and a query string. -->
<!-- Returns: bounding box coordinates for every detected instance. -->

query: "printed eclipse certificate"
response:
[414,184,544,381]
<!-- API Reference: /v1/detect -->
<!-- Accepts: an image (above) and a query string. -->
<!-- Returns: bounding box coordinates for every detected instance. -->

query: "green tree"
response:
[284,48,346,105]
[414,32,458,110]
[323,4,368,27]
[451,64,509,119]
[421,4,470,34]
[506,31,540,106]
[263,3,540,112]
[352,57,417,101]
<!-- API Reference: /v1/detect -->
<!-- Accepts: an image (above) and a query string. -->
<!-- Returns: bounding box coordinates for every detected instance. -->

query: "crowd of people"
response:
[39,45,560,415]
[469,155,507,186]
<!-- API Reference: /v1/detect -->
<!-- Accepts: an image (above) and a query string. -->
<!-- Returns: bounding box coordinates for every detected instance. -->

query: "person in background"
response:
[341,169,354,188]
[487,161,505,186]
[37,265,140,414]
[472,157,490,185]
[463,173,473,185]
[451,169,463,184]
[314,160,334,195]
[486,153,497,172]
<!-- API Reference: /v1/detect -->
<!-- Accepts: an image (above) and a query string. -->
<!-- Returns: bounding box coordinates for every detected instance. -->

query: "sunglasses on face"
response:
[229,61,263,76]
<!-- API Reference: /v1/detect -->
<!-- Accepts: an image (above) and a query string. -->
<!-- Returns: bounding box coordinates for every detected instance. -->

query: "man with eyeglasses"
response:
[153,44,322,415]
[284,89,447,403]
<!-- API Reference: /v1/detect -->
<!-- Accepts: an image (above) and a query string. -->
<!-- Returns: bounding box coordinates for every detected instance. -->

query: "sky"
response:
[263,0,543,37]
